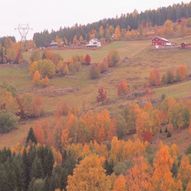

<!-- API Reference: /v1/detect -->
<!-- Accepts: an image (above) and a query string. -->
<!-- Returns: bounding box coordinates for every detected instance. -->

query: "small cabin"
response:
[86,38,101,48]
[152,36,172,48]
[49,41,58,48]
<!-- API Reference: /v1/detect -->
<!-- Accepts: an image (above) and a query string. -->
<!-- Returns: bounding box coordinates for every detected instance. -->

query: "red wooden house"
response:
[152,36,172,48]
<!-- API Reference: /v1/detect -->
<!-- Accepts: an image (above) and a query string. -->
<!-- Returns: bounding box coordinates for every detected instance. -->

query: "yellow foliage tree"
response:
[67,155,111,191]
[152,144,176,191]
[164,19,174,34]
[178,155,191,190]
[126,157,153,191]
[114,25,121,40]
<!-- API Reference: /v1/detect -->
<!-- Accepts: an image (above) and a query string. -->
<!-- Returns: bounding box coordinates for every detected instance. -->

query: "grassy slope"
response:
[0,36,191,149]
[53,40,150,62]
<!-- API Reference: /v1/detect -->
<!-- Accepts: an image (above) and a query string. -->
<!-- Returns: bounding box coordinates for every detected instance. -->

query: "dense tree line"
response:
[31,97,190,146]
[33,2,191,47]
[0,36,16,44]
[0,36,35,64]
[2,130,191,190]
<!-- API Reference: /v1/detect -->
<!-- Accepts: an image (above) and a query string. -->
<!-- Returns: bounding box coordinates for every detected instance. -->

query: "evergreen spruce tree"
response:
[22,149,31,191]
[26,128,37,145]
[31,157,44,179]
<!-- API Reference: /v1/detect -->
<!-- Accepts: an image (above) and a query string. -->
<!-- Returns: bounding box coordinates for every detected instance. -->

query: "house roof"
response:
[50,41,58,46]
[152,36,169,42]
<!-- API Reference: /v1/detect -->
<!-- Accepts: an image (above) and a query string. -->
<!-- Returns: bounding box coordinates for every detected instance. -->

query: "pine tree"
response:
[26,127,37,145]
[22,149,31,191]
[31,157,44,179]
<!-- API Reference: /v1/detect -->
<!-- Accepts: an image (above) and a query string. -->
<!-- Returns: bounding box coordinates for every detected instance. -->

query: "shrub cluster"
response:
[89,50,120,79]
[0,111,18,133]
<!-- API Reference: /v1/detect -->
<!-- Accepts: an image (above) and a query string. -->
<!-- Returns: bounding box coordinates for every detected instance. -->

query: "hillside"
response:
[1,36,191,149]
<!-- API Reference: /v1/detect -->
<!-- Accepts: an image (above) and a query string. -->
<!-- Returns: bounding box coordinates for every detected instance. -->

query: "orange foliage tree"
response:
[126,157,153,191]
[117,80,129,96]
[176,64,188,81]
[32,70,41,85]
[149,68,160,86]
[114,25,121,40]
[152,144,176,191]
[83,54,91,65]
[112,175,126,191]
[19,93,44,118]
[99,58,109,73]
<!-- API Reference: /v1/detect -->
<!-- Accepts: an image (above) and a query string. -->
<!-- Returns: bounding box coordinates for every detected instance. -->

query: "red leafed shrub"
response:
[97,87,107,103]
[149,68,160,86]
[117,80,129,96]
[83,54,91,65]
[99,58,108,73]
[141,131,153,143]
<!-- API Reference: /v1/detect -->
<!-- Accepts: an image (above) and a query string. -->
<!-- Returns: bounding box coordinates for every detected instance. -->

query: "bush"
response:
[68,56,82,74]
[117,80,129,96]
[55,102,70,117]
[187,18,191,27]
[0,89,18,114]
[186,144,191,155]
[33,70,41,85]
[30,50,42,62]
[68,62,81,73]
[170,106,190,129]
[107,50,120,67]
[71,55,83,64]
[113,161,132,175]
[116,106,136,138]
[43,50,62,64]
[99,58,108,73]
[161,70,174,84]
[0,111,18,133]
[176,64,188,81]
[89,64,100,79]
[167,131,172,138]
[149,68,160,86]
[30,59,56,78]
[83,54,91,65]
[57,61,69,76]
[97,87,107,103]
[20,94,44,118]
[28,178,45,191]
[41,76,49,87]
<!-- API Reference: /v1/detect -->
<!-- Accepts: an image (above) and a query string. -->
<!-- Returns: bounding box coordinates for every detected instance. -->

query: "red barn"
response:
[152,36,172,48]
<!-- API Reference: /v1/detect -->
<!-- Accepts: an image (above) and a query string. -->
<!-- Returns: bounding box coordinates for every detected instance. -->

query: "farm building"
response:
[181,42,191,49]
[86,38,101,48]
[152,36,172,48]
[49,41,58,48]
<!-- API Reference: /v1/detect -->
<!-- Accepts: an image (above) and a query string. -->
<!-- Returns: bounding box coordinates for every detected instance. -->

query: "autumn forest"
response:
[1,1,191,191]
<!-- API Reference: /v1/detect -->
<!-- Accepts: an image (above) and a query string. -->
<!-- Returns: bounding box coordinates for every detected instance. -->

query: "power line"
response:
[15,24,33,42]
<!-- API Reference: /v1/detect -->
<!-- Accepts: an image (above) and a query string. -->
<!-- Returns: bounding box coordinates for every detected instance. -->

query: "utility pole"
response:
[15,24,32,51]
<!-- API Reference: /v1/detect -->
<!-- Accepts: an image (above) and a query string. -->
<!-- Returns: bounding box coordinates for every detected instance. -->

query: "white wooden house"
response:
[86,38,101,48]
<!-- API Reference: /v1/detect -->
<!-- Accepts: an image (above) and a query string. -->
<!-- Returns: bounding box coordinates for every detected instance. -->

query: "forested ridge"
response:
[33,1,191,47]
